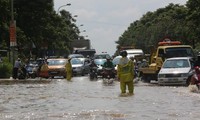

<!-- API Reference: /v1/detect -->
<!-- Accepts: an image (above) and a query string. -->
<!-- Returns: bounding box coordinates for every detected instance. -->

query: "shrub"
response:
[0,58,13,78]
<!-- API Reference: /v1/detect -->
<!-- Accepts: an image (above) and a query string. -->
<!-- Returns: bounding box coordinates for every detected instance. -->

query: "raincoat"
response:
[65,60,72,81]
[117,57,134,94]
[38,63,49,78]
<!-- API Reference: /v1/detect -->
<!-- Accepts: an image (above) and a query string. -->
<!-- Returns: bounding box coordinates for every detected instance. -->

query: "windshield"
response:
[69,54,84,58]
[71,59,83,65]
[94,59,106,65]
[94,54,110,59]
[165,47,194,58]
[48,59,66,66]
[163,59,190,68]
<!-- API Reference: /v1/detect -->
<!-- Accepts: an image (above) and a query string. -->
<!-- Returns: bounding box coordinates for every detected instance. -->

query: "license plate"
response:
[169,78,178,81]
[50,71,58,74]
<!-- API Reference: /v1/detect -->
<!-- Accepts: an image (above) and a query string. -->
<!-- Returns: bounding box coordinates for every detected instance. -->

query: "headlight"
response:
[158,74,165,78]
[181,73,188,77]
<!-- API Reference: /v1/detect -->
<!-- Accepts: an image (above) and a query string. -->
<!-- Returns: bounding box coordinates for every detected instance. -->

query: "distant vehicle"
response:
[158,57,195,85]
[94,59,106,76]
[26,58,45,78]
[71,58,90,76]
[94,53,111,59]
[68,54,84,59]
[47,58,67,78]
[26,63,38,78]
[71,39,91,50]
[139,38,195,83]
[125,49,144,59]
[73,49,96,58]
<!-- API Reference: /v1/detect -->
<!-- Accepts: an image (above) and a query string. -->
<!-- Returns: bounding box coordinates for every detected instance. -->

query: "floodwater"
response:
[0,76,200,120]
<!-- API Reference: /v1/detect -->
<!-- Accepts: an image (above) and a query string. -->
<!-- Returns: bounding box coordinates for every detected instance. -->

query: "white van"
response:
[125,49,144,59]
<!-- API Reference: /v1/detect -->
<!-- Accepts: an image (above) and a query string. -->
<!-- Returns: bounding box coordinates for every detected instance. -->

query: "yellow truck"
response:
[139,39,195,83]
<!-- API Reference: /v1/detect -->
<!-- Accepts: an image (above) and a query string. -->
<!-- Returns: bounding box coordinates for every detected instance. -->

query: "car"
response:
[68,54,84,59]
[158,57,195,85]
[112,55,122,70]
[47,58,67,78]
[71,58,90,76]
[94,59,106,77]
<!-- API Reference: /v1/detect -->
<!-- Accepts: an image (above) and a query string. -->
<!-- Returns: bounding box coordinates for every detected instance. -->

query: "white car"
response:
[158,57,195,85]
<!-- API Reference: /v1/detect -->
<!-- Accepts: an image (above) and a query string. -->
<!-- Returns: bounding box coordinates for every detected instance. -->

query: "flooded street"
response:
[0,76,200,120]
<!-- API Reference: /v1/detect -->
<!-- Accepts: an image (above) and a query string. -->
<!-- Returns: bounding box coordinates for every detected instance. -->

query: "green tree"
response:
[14,0,79,58]
[115,3,190,54]
[186,0,200,50]
[0,0,10,50]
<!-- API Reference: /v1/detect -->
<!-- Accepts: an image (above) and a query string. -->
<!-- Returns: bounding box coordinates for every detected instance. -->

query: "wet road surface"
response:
[0,76,200,120]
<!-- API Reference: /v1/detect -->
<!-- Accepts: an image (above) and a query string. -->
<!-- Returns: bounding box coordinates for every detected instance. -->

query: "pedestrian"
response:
[38,59,49,78]
[117,50,134,96]
[65,58,72,81]
[13,58,22,79]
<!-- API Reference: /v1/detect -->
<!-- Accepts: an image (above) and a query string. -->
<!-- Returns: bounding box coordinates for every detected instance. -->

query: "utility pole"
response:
[10,0,17,65]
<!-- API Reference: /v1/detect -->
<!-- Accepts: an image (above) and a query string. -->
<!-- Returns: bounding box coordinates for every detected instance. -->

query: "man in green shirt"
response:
[103,57,114,69]
[102,57,115,78]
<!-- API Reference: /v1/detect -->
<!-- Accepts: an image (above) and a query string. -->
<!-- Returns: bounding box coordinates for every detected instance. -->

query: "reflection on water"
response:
[0,77,200,120]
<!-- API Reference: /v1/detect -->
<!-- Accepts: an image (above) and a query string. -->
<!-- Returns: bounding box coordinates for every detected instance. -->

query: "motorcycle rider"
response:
[117,50,134,96]
[103,57,114,69]
[89,59,98,71]
[102,57,115,78]
[194,54,200,66]
[190,66,200,88]
[89,59,98,79]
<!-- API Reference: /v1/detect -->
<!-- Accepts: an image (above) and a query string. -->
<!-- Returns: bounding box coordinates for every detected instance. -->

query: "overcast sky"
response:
[54,0,187,55]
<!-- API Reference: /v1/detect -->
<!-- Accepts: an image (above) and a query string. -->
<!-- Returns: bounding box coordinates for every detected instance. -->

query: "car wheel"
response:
[186,76,192,86]
[141,74,151,83]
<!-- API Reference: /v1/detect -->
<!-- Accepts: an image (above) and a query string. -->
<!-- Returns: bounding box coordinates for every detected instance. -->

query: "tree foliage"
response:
[1,1,200,58]
[0,0,80,59]
[115,3,200,55]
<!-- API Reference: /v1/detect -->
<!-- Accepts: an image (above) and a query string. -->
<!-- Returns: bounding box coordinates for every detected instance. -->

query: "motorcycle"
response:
[18,66,27,79]
[26,65,38,78]
[189,66,200,92]
[89,67,98,80]
[101,68,115,79]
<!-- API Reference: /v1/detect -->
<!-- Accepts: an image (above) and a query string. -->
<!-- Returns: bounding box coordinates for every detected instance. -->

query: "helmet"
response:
[120,50,127,57]
[106,56,111,60]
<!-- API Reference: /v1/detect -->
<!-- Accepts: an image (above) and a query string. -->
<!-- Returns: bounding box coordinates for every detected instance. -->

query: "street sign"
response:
[9,21,17,47]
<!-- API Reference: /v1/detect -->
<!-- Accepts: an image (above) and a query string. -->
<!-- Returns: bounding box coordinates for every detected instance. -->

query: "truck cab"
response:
[139,39,195,83]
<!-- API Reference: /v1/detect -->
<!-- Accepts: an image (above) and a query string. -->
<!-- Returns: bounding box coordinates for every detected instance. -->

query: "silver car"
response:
[71,58,90,76]
[158,57,195,85]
